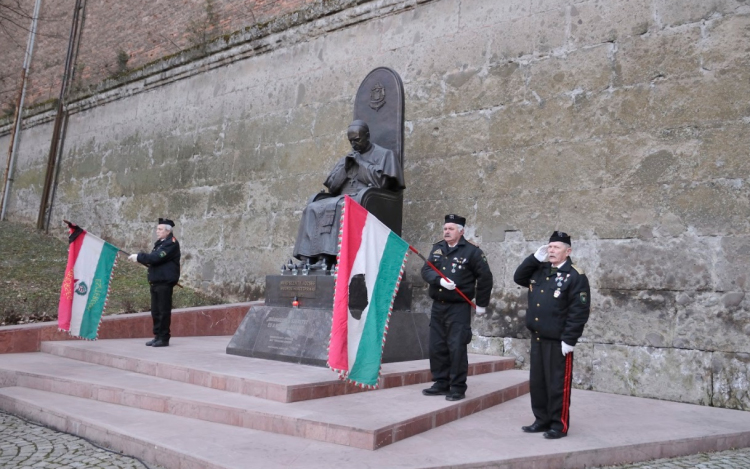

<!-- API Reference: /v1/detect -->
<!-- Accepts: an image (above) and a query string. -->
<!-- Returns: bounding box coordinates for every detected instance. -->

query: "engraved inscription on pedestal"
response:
[259,314,310,354]
[278,278,317,298]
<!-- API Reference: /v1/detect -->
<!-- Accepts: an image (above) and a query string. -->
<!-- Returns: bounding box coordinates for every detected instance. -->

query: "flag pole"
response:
[408,245,477,309]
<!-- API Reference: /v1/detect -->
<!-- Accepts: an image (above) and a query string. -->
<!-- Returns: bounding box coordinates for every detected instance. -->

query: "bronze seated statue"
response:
[292,119,405,269]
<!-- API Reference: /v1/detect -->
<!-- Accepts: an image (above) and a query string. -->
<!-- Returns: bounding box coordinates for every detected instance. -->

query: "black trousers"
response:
[529,337,574,433]
[150,282,174,340]
[429,301,472,393]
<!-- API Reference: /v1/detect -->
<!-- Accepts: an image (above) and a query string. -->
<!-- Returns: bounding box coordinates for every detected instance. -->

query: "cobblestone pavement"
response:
[0,410,164,469]
[2,409,750,469]
[593,447,750,469]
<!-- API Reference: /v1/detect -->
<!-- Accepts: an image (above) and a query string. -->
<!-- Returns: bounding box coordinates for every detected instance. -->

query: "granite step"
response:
[3,382,750,469]
[40,336,515,402]
[0,350,528,450]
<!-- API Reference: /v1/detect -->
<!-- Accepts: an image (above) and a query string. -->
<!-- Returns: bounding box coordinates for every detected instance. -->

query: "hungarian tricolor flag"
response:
[58,221,119,340]
[328,195,410,388]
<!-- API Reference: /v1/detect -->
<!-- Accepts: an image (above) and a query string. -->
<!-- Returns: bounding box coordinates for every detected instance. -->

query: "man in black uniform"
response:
[128,218,181,348]
[513,231,591,439]
[421,214,493,401]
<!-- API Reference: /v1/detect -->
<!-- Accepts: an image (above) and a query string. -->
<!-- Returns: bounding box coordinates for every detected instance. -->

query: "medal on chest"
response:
[451,257,467,273]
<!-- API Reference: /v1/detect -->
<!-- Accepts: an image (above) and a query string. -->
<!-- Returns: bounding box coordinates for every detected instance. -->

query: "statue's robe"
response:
[292,143,405,259]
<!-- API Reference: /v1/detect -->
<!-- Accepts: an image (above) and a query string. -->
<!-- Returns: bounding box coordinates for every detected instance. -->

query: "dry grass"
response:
[0,220,223,326]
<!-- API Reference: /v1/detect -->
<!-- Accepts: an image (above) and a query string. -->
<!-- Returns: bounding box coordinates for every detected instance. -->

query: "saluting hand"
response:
[534,245,549,262]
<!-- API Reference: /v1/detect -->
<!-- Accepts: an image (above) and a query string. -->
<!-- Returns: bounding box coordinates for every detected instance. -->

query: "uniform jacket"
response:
[137,236,181,285]
[513,254,590,346]
[421,236,493,307]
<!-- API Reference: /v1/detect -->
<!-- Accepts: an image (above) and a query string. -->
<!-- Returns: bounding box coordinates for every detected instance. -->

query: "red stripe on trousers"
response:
[561,352,573,433]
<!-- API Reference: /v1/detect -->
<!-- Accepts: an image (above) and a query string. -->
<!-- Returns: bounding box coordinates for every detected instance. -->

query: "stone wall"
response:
[1,0,750,410]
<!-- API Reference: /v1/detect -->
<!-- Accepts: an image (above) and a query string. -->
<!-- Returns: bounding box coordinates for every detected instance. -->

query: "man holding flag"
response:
[128,218,181,348]
[421,214,493,401]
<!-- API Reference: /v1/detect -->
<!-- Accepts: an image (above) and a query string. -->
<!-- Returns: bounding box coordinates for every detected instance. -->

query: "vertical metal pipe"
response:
[45,0,87,233]
[37,0,83,230]
[1,0,43,221]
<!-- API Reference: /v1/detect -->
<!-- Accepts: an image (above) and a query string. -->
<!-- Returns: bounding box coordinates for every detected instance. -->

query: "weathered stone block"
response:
[711,352,750,410]
[503,337,530,369]
[569,0,653,46]
[468,335,504,356]
[482,141,607,194]
[702,14,750,73]
[665,180,750,236]
[406,112,490,160]
[716,236,750,292]
[597,237,716,291]
[654,0,747,27]
[473,286,529,339]
[688,124,750,183]
[647,75,750,129]
[592,344,713,404]
[405,77,447,121]
[489,7,567,59]
[571,342,594,390]
[476,192,561,241]
[673,292,750,353]
[590,289,676,347]
[379,0,460,49]
[527,44,613,99]
[459,0,531,28]
[625,31,703,87]
[555,186,662,240]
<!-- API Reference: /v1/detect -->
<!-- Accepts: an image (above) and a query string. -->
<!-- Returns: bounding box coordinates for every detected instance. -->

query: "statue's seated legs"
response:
[292,195,344,268]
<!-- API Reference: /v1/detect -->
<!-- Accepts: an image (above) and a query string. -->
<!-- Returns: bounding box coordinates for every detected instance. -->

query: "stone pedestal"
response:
[226,275,429,366]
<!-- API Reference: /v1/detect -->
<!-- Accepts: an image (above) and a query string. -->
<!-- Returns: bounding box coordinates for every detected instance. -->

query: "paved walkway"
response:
[0,410,164,469]
[2,409,749,469]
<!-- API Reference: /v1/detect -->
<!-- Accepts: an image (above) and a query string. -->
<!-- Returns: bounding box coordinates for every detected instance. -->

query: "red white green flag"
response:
[328,195,410,388]
[58,221,119,340]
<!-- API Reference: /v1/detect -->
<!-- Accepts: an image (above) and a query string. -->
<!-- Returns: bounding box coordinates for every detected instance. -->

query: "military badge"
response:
[580,292,588,304]
[553,289,561,298]
[159,251,167,257]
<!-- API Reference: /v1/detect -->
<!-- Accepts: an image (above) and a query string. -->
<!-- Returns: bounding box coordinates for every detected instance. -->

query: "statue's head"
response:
[347,120,371,153]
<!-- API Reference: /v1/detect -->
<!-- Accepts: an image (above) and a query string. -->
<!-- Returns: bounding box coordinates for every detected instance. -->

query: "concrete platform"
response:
[1,336,749,468]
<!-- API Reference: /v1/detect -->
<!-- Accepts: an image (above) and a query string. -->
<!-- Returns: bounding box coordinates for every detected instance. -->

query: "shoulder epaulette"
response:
[572,264,585,275]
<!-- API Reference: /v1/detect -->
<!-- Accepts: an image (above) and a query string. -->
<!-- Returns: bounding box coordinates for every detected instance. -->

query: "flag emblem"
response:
[74,281,88,295]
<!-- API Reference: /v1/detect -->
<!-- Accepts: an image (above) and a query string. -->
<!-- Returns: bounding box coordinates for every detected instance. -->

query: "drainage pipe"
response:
[0,0,42,221]
[36,0,83,230]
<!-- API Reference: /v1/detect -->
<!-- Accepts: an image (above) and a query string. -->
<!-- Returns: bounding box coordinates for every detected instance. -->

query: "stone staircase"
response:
[0,336,528,459]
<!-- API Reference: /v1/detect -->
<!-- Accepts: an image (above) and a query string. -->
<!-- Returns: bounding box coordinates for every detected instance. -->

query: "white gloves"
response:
[561,342,575,356]
[439,278,456,290]
[475,306,486,315]
[128,254,138,262]
[534,245,549,262]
